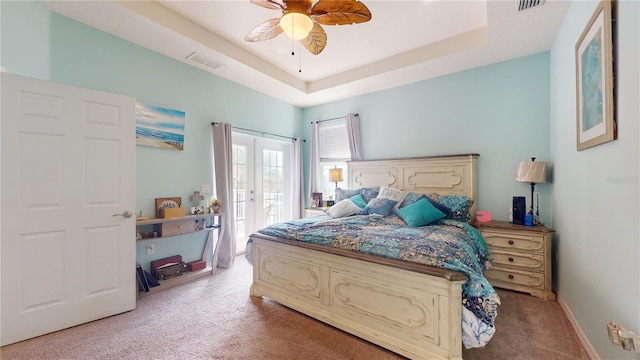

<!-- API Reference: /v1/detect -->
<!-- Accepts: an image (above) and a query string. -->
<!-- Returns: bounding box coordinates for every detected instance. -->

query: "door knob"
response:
[113,210,132,218]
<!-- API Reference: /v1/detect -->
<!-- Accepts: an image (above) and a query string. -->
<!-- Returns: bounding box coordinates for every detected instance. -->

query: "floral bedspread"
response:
[246,214,501,348]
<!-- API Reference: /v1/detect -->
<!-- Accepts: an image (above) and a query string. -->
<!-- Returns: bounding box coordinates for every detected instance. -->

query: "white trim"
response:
[557,293,599,360]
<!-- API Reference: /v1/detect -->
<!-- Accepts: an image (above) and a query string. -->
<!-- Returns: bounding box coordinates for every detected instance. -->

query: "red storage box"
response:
[150,255,182,271]
[187,260,206,272]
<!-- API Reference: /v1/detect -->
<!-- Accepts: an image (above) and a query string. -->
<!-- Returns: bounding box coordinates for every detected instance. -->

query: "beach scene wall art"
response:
[136,101,186,150]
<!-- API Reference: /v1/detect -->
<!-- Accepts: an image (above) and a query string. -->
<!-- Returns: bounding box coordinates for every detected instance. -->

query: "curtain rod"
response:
[310,113,359,124]
[211,122,304,142]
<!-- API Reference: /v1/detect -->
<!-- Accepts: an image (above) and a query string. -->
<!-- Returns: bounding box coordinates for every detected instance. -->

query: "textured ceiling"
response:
[41,0,571,108]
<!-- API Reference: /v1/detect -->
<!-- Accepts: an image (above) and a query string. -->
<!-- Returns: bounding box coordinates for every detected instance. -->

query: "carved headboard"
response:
[347,154,479,218]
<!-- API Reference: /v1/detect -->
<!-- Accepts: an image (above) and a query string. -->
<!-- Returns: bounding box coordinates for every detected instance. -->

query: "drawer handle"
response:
[508,240,514,245]
[508,257,514,262]
[508,274,514,279]
[179,226,182,229]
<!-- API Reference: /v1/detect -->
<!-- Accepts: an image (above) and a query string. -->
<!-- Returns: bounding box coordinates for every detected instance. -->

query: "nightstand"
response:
[475,221,556,300]
[304,207,326,218]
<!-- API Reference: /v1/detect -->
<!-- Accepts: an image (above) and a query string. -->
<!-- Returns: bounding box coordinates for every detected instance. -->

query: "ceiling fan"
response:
[244,0,372,55]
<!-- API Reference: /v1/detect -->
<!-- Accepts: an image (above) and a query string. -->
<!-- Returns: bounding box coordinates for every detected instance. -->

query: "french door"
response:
[232,134,292,253]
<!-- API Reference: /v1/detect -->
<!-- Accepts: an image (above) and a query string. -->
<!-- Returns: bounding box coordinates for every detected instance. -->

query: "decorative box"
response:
[160,207,185,219]
[153,262,187,280]
[150,255,182,270]
[187,260,206,272]
[476,210,492,223]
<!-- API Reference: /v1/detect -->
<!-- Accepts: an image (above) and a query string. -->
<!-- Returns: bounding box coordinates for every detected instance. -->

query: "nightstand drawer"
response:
[485,267,544,290]
[489,249,544,272]
[161,220,195,237]
[482,230,543,253]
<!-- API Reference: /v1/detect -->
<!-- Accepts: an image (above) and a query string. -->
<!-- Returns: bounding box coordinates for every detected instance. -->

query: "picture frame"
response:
[155,197,182,218]
[575,0,616,151]
[136,101,186,151]
[311,192,323,208]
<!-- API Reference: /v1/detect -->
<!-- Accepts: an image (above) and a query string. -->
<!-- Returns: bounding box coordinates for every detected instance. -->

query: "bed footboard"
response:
[250,236,466,360]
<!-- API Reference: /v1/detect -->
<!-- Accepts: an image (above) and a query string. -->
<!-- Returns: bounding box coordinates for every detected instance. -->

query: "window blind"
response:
[319,121,350,160]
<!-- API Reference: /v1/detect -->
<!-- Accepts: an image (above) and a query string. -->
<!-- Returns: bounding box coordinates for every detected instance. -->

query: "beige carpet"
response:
[1,256,591,360]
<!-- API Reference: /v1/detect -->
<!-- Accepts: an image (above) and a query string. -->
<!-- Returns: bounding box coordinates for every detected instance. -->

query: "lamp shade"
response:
[516,161,547,183]
[280,12,313,40]
[329,168,343,183]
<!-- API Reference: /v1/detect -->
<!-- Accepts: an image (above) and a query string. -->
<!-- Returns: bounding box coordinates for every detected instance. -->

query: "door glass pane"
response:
[232,144,247,241]
[262,149,283,227]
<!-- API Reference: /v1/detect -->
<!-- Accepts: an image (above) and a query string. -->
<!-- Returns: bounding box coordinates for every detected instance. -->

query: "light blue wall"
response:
[7,5,638,359]
[1,1,301,270]
[550,1,639,359]
[303,53,553,225]
[0,1,51,79]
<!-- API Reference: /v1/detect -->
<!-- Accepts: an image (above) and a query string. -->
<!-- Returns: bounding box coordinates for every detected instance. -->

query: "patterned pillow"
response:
[359,186,380,203]
[399,192,423,208]
[360,198,397,216]
[396,198,447,227]
[427,193,474,222]
[334,188,359,202]
[335,187,380,203]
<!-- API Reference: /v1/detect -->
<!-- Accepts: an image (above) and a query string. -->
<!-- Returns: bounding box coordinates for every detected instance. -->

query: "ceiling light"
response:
[245,0,371,55]
[280,12,313,40]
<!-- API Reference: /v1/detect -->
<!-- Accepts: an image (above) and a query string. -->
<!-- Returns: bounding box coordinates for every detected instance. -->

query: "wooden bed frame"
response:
[249,154,479,360]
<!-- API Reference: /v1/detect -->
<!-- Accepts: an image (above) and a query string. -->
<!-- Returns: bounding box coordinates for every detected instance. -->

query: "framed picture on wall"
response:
[311,192,323,208]
[136,101,186,151]
[575,0,616,151]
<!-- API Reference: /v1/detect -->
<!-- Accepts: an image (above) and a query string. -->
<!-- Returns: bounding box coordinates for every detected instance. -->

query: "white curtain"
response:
[291,138,305,219]
[345,113,362,160]
[308,121,321,199]
[212,122,236,268]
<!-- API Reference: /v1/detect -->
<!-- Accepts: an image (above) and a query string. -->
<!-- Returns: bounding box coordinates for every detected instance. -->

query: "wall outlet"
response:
[201,184,211,194]
[146,244,155,255]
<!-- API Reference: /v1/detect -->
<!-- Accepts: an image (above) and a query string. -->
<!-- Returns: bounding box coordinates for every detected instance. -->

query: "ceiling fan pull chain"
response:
[291,37,295,56]
[299,42,302,73]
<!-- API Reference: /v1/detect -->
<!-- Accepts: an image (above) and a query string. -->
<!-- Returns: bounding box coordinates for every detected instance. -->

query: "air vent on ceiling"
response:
[185,52,224,70]
[517,0,545,11]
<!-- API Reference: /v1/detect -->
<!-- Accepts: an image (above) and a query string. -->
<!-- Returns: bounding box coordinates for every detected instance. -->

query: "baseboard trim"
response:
[557,293,600,360]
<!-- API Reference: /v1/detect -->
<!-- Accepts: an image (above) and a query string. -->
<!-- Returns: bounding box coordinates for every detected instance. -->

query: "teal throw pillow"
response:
[360,198,397,216]
[396,198,446,227]
[349,194,367,208]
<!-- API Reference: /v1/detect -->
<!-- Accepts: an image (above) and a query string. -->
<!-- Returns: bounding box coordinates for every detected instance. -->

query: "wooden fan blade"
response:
[250,0,285,11]
[244,18,284,42]
[300,22,327,55]
[311,0,371,25]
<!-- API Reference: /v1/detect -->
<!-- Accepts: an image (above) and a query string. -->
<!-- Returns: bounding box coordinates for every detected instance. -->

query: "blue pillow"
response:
[396,198,446,227]
[360,198,397,216]
[350,194,367,208]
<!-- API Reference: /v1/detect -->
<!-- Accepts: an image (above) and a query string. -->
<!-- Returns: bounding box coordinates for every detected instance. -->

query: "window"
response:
[318,120,349,201]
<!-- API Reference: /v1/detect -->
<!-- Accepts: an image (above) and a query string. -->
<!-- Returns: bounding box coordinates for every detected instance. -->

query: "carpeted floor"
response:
[1,256,591,360]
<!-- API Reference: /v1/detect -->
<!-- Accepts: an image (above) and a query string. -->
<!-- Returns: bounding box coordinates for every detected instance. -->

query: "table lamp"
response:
[329,167,343,189]
[516,157,547,216]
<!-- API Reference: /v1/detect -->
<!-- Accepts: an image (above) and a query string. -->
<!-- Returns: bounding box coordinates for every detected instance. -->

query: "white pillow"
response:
[326,199,362,218]
[376,186,408,210]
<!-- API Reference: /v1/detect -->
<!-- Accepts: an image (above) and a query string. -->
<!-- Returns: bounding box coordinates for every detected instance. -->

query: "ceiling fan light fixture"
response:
[280,12,313,40]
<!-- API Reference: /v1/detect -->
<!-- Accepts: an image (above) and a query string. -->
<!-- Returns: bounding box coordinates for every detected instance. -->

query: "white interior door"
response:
[1,73,136,346]
[232,134,292,253]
